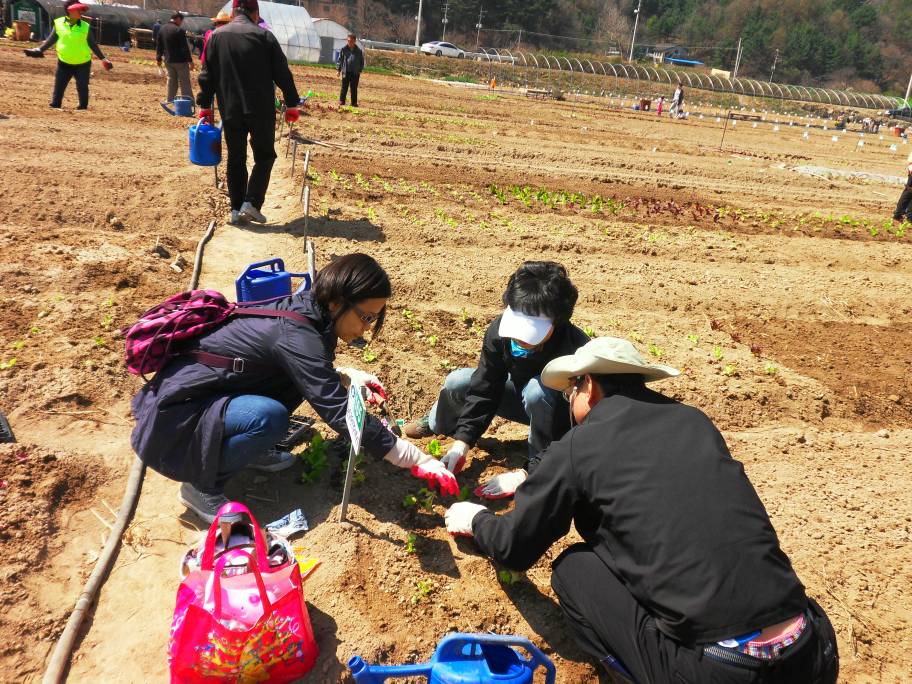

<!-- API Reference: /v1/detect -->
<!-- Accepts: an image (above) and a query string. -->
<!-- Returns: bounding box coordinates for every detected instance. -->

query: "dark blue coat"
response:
[130,291,396,489]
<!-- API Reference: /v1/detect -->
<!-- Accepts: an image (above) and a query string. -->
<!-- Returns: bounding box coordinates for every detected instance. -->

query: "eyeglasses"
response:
[349,301,383,325]
[561,376,583,402]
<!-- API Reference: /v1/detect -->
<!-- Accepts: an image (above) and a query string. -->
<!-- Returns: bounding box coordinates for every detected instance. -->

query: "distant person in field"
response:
[656,95,665,116]
[337,32,364,107]
[404,261,588,499]
[23,0,113,110]
[197,0,300,225]
[893,150,912,224]
[152,19,162,49]
[156,12,194,103]
[445,337,840,684]
[201,11,230,66]
[671,84,684,118]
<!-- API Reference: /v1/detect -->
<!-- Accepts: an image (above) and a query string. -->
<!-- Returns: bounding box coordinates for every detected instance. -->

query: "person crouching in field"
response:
[131,254,458,523]
[445,337,840,684]
[893,150,912,225]
[404,261,588,499]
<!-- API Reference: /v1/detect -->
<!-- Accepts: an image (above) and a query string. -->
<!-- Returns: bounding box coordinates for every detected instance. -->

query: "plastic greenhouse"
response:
[219,0,319,63]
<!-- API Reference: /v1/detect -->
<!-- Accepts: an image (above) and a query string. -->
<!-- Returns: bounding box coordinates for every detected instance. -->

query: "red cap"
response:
[65,0,89,11]
[232,0,258,12]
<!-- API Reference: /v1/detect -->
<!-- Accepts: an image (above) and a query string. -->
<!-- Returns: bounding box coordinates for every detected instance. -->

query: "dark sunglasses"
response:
[349,301,383,325]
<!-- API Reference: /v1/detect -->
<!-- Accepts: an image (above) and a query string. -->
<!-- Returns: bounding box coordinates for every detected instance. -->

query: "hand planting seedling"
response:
[298,433,329,484]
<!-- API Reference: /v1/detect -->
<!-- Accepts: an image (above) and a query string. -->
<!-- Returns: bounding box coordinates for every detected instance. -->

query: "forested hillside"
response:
[370,0,911,94]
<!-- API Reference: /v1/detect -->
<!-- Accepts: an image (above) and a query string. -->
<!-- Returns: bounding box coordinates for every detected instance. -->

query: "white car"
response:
[420,41,465,58]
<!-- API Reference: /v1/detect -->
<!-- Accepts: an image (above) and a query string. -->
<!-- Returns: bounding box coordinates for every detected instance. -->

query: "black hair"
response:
[591,373,646,396]
[171,11,183,20]
[313,253,391,334]
[347,32,357,39]
[501,260,578,326]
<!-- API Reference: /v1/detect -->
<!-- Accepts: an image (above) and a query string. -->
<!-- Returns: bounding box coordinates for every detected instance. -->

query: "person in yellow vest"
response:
[24,0,112,110]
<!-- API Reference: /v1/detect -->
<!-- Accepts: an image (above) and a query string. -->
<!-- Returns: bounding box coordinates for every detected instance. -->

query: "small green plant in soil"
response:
[498,570,523,585]
[722,363,737,377]
[92,335,107,348]
[583,325,596,338]
[647,343,663,359]
[628,329,642,343]
[417,487,436,511]
[427,439,442,457]
[0,358,17,370]
[341,453,366,487]
[10,340,25,350]
[764,364,779,375]
[411,578,435,604]
[298,433,329,484]
[686,333,699,346]
[101,313,115,329]
[458,485,472,501]
[402,493,418,509]
[427,335,439,347]
[712,346,724,361]
[405,533,418,554]
[362,346,378,363]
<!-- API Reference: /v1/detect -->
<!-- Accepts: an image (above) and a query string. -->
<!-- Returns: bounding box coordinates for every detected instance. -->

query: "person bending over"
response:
[405,261,588,499]
[445,337,839,684]
[131,254,457,523]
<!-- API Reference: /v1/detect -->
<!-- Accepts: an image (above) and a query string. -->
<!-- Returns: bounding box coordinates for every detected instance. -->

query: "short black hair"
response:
[313,253,391,334]
[171,11,183,19]
[591,373,646,396]
[347,32,356,39]
[502,260,578,325]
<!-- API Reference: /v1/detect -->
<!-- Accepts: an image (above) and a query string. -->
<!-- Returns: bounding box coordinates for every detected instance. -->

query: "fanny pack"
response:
[703,611,813,670]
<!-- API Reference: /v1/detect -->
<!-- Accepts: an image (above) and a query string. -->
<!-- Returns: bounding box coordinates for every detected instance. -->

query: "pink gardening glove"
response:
[411,459,459,497]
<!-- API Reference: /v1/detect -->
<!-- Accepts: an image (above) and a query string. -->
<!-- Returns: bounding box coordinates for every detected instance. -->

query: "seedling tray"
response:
[275,415,314,450]
[0,411,15,444]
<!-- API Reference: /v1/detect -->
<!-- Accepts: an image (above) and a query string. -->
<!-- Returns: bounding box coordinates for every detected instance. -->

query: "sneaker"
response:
[245,447,295,472]
[239,201,267,223]
[229,209,247,225]
[178,483,231,524]
[403,415,434,439]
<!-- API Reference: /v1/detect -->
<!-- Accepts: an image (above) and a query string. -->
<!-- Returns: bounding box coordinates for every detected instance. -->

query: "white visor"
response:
[498,306,553,346]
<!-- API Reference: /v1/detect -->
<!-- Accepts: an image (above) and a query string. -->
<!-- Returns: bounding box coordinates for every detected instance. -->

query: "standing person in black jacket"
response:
[156,12,194,103]
[445,337,840,684]
[404,261,589,499]
[337,33,364,107]
[197,0,300,225]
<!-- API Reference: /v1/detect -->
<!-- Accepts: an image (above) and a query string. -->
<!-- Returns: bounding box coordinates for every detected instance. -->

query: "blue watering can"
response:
[235,258,312,302]
[161,96,195,117]
[348,633,555,684]
[189,117,222,167]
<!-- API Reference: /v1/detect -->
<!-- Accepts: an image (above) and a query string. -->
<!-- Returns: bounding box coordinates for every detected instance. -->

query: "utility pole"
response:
[904,71,912,106]
[732,36,742,78]
[441,0,449,41]
[769,48,779,83]
[628,0,642,63]
[516,28,522,51]
[475,5,485,49]
[415,0,423,47]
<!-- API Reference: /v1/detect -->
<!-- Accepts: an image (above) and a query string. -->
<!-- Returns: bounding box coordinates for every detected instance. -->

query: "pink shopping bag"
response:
[168,503,318,683]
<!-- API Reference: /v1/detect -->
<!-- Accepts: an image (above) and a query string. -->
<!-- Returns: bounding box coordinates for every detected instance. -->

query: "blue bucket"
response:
[236,258,311,302]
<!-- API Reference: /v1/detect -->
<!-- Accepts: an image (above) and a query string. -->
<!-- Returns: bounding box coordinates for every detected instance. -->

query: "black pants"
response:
[550,544,839,684]
[340,73,360,107]
[51,60,91,109]
[222,113,277,212]
[893,174,912,221]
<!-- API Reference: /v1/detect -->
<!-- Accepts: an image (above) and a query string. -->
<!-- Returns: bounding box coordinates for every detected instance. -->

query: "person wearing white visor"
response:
[404,261,589,499]
[444,338,839,684]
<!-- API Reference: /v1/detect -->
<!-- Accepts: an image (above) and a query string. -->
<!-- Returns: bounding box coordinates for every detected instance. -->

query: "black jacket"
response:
[156,21,192,64]
[131,291,397,489]
[197,14,299,120]
[337,44,364,76]
[453,316,589,446]
[472,387,808,645]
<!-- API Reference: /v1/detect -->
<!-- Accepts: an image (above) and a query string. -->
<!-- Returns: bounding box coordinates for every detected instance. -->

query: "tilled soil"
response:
[0,45,910,683]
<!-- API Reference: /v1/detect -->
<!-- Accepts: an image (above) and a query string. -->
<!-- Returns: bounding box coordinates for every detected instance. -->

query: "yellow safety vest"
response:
[54,16,91,65]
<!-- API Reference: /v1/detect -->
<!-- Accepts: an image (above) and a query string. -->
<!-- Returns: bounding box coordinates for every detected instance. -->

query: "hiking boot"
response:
[239,201,267,223]
[178,483,232,524]
[403,415,434,439]
[245,447,295,473]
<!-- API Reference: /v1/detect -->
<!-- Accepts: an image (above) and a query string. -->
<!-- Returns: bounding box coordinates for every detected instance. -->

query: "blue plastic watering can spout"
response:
[161,100,176,116]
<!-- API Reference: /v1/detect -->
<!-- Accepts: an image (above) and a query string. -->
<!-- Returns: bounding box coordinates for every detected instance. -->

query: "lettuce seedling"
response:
[427,439,442,457]
[405,533,417,554]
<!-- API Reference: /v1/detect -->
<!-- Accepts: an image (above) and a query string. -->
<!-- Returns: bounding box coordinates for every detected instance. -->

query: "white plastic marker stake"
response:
[831,136,839,143]
[802,132,809,140]
[716,117,721,123]
[752,122,757,128]
[890,144,898,152]
[773,125,780,132]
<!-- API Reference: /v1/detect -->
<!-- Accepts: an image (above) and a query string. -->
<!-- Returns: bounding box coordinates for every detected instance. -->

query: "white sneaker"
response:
[239,202,267,223]
[229,210,247,225]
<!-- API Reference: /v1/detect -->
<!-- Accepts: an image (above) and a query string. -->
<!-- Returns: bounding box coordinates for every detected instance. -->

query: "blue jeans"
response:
[427,367,561,471]
[210,395,289,491]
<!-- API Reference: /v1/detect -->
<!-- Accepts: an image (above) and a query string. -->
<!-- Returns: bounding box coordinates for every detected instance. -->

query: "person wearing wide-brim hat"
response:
[201,11,231,66]
[445,337,839,684]
[24,0,113,109]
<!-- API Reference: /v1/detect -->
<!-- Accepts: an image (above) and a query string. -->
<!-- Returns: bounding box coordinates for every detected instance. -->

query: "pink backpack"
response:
[123,290,309,380]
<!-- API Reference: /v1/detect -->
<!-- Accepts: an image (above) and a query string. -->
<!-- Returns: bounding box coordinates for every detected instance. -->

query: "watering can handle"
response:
[437,633,556,684]
[347,656,432,683]
[240,258,286,275]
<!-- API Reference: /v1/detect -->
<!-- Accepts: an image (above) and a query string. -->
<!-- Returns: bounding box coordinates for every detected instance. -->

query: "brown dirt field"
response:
[0,45,910,683]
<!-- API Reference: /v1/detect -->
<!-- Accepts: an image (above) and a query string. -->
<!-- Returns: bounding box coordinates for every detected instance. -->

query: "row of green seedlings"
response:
[713,205,909,239]
[488,183,625,215]
[2,294,116,371]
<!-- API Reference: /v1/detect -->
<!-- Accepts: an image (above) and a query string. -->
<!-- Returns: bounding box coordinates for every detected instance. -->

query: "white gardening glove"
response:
[445,501,488,537]
[337,366,385,404]
[474,469,528,500]
[384,438,460,496]
[440,440,469,474]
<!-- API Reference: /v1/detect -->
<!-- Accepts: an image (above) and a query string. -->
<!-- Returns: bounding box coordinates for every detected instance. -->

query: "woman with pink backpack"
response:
[129,253,458,522]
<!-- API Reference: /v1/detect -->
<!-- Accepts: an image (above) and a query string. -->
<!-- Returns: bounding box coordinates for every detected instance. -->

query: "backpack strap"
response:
[185,309,312,373]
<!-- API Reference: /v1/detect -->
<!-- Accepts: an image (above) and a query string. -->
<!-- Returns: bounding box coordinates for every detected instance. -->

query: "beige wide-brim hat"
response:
[542,336,680,390]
